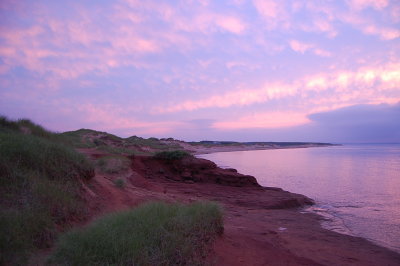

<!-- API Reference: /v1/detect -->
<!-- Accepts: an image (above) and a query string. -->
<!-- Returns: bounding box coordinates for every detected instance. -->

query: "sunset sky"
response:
[1,0,399,142]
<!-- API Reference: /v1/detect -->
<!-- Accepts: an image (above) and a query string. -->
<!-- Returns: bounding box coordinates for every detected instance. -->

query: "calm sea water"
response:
[198,144,400,253]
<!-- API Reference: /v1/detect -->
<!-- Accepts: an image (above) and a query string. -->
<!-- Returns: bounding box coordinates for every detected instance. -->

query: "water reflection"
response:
[199,145,400,253]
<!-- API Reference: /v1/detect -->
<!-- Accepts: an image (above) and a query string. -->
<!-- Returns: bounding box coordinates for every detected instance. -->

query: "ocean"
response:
[198,144,400,253]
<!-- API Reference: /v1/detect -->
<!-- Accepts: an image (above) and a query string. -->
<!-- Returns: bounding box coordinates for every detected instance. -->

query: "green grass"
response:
[113,178,126,188]
[97,145,139,156]
[0,117,95,265]
[59,128,182,155]
[126,135,182,151]
[49,201,224,266]
[97,155,131,174]
[60,130,96,148]
[154,150,192,160]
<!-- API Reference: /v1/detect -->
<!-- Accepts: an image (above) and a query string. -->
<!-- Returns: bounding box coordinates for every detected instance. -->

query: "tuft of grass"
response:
[97,155,131,174]
[0,116,19,131]
[59,129,98,148]
[0,118,95,265]
[97,145,139,156]
[126,136,182,151]
[49,201,224,266]
[113,178,125,188]
[154,150,192,161]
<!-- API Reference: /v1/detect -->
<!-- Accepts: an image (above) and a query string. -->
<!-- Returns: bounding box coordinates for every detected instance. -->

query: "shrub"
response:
[154,150,191,160]
[49,201,224,266]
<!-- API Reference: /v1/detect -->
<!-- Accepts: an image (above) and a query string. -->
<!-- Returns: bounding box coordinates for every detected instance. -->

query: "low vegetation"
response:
[154,150,192,160]
[0,116,94,265]
[60,130,182,156]
[49,201,223,265]
[113,178,126,188]
[97,155,131,174]
[0,116,225,265]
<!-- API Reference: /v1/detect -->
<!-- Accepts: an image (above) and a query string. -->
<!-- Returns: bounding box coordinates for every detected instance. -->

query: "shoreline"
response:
[195,148,400,254]
[182,145,400,261]
[77,148,400,265]
[173,141,338,155]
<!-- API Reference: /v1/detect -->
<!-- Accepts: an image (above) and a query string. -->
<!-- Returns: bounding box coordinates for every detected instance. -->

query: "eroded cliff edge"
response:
[82,150,400,266]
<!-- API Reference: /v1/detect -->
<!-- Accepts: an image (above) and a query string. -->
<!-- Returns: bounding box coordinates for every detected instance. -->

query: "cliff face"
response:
[76,150,400,266]
[132,155,260,187]
[124,155,314,210]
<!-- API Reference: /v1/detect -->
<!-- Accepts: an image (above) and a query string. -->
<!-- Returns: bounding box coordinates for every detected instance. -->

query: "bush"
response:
[49,201,224,265]
[154,150,191,160]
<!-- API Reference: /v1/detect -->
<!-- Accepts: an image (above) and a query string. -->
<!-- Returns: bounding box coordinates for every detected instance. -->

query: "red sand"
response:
[79,149,400,266]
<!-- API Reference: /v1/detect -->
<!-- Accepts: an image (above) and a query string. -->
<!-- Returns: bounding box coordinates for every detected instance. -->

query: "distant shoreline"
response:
[172,141,339,155]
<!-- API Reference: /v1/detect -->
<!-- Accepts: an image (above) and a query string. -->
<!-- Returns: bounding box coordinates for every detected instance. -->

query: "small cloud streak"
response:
[289,40,332,57]
[156,82,296,112]
[213,112,311,130]
[347,0,389,10]
[289,40,313,53]
[216,15,246,34]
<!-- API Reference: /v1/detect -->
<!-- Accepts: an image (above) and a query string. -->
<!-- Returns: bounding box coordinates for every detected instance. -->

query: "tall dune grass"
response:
[49,201,223,266]
[0,116,94,265]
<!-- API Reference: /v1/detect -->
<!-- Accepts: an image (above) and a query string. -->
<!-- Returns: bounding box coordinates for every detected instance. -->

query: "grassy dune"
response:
[0,116,224,265]
[49,201,223,266]
[0,117,94,265]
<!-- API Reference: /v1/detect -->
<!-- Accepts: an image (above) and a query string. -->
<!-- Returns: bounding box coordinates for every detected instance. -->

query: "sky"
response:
[0,0,399,143]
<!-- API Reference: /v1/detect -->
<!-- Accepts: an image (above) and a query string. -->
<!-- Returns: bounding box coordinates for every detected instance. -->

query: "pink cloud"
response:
[253,0,290,29]
[225,61,261,71]
[314,49,332,57]
[289,40,332,57]
[362,25,400,40]
[289,40,313,53]
[169,11,246,35]
[253,0,280,18]
[297,2,338,38]
[216,15,246,34]
[72,103,184,136]
[312,18,338,38]
[157,82,296,113]
[157,62,400,113]
[213,111,311,130]
[305,75,329,91]
[339,11,399,40]
[0,3,169,88]
[347,0,389,10]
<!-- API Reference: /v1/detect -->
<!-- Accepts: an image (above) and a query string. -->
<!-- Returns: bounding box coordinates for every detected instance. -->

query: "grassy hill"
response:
[59,128,183,155]
[0,116,223,265]
[0,117,95,264]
